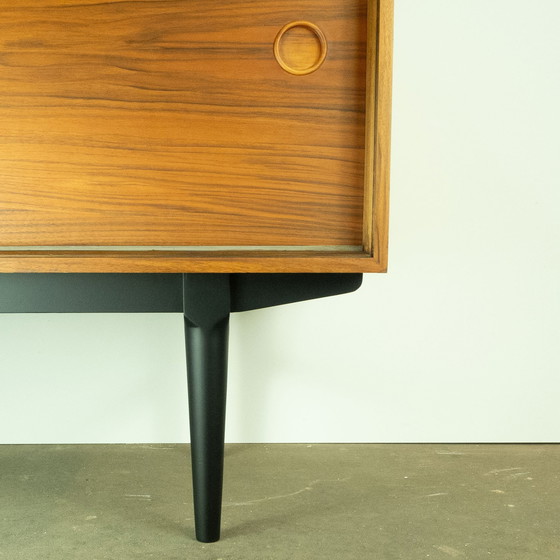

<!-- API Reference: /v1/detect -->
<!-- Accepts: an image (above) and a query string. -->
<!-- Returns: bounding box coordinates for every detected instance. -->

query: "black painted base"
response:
[0,272,362,541]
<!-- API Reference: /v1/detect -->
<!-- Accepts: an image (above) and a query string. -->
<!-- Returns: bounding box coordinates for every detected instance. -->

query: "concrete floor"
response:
[0,444,558,559]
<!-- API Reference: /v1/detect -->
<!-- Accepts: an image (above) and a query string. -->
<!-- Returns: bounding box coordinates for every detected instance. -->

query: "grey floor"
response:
[0,444,558,559]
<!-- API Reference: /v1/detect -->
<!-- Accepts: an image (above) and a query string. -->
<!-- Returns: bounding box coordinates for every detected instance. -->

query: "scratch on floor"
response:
[425,492,449,498]
[507,471,531,479]
[125,494,152,500]
[433,544,465,557]
[484,467,524,476]
[223,478,350,508]
[435,451,465,456]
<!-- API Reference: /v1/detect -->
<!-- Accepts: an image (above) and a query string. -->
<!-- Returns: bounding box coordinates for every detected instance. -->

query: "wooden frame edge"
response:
[363,0,393,270]
[0,251,387,273]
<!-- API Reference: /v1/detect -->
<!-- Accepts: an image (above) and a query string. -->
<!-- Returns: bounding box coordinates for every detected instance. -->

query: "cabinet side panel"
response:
[372,0,393,270]
[363,0,392,269]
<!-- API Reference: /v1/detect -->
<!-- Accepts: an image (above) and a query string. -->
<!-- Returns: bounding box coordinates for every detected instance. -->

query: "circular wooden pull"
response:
[273,21,328,76]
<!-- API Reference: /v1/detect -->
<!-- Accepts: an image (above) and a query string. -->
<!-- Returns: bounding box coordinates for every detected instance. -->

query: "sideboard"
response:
[0,0,393,542]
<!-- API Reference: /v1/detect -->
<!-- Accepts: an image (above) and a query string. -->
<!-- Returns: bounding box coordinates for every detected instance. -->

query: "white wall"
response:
[0,0,558,443]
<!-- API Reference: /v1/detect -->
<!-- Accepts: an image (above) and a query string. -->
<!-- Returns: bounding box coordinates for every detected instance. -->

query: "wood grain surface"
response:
[0,0,367,246]
[0,0,392,272]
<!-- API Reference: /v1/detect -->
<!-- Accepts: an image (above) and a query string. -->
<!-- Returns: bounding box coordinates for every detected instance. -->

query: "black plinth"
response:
[0,272,362,541]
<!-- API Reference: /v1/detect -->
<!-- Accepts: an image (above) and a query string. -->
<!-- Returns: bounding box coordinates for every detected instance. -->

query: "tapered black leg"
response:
[183,274,230,543]
[180,272,362,542]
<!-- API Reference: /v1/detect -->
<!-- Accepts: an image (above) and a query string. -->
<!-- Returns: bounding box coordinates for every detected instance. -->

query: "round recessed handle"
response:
[273,21,328,76]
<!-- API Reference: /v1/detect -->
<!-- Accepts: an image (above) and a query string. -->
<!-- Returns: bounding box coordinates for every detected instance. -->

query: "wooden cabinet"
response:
[0,0,394,541]
[0,0,392,272]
